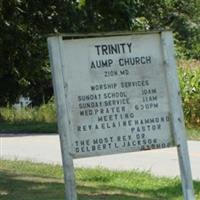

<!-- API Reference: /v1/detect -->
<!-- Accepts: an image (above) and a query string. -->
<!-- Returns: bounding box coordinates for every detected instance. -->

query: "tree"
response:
[79,0,141,32]
[138,0,200,59]
[0,0,199,106]
[0,0,81,105]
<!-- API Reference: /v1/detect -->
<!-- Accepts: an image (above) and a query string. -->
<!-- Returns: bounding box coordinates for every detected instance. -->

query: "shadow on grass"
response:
[0,171,64,200]
[0,122,57,134]
[0,171,200,200]
[77,181,200,200]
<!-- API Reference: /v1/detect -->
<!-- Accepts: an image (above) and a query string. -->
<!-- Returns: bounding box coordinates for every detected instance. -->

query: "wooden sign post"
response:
[47,31,195,200]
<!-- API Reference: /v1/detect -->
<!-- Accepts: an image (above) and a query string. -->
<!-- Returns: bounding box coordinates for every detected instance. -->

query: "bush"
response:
[0,99,56,123]
[178,60,200,127]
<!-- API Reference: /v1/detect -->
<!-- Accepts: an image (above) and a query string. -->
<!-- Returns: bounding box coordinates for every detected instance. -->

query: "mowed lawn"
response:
[0,160,200,200]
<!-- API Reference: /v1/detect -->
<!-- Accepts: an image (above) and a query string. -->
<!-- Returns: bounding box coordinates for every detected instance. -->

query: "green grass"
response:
[0,122,57,133]
[187,128,200,141]
[0,160,200,200]
[0,101,57,133]
[0,101,56,124]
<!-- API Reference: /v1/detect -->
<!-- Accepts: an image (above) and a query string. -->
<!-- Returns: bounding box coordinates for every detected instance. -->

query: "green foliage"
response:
[0,0,200,105]
[0,0,81,105]
[79,0,140,32]
[178,60,200,127]
[0,99,56,123]
[138,0,200,59]
[0,98,57,133]
[35,99,56,122]
[79,0,200,59]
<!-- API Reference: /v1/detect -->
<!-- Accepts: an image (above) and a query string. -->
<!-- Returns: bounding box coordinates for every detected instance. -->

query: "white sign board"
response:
[47,31,194,200]
[54,33,174,158]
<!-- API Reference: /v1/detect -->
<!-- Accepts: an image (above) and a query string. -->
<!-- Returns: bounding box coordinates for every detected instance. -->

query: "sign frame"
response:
[47,31,195,200]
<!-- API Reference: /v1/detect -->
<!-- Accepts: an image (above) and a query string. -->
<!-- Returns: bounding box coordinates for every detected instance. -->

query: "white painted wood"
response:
[60,33,175,158]
[161,31,195,200]
[47,36,77,200]
[48,30,165,39]
[47,31,195,200]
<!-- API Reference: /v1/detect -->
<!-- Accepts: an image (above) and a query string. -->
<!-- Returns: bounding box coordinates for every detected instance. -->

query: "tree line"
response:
[0,0,199,105]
